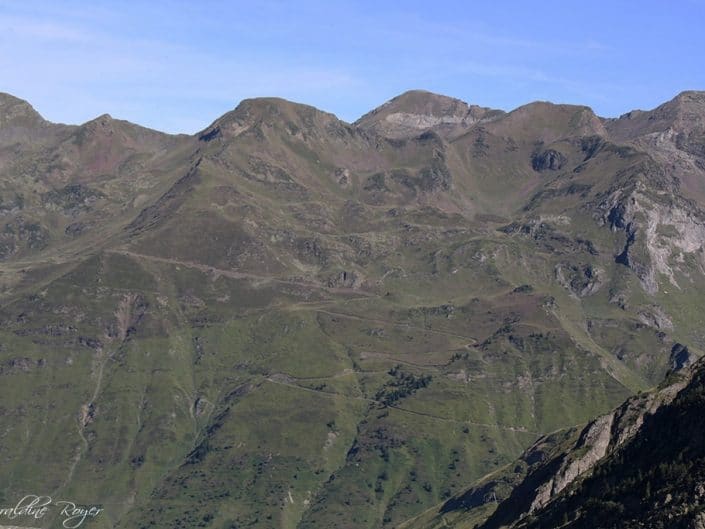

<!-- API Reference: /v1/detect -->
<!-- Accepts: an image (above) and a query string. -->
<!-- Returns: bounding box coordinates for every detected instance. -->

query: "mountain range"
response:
[1,88,705,528]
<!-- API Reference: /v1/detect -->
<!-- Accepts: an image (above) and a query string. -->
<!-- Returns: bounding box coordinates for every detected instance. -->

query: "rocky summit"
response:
[1,89,705,529]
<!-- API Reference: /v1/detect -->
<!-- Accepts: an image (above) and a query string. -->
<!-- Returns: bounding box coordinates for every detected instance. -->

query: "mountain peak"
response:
[0,92,45,128]
[231,96,337,123]
[198,96,342,141]
[607,90,705,141]
[75,112,183,144]
[485,100,606,142]
[93,113,114,122]
[369,89,471,115]
[672,89,705,105]
[644,90,705,120]
[355,89,503,139]
[668,90,705,120]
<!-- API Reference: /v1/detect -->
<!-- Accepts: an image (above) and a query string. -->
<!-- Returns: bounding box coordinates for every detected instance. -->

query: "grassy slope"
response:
[0,93,703,529]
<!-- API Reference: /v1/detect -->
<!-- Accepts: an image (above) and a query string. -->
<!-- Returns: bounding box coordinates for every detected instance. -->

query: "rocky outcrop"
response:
[41,183,104,216]
[554,263,603,297]
[529,413,614,512]
[0,216,49,260]
[637,304,673,330]
[500,218,598,255]
[327,270,362,289]
[531,149,567,171]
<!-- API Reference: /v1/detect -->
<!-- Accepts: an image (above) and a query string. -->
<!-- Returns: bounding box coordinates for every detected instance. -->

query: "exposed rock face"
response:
[637,305,674,330]
[529,413,614,513]
[600,91,705,295]
[598,180,705,294]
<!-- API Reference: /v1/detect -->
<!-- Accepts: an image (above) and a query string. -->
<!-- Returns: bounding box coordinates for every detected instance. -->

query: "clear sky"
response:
[1,0,703,134]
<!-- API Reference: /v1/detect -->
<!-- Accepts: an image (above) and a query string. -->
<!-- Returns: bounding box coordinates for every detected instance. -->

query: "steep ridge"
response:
[606,91,705,143]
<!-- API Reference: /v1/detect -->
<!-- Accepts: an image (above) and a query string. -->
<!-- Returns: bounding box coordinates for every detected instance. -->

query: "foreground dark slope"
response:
[0,90,704,529]
[410,358,705,529]
[517,359,705,529]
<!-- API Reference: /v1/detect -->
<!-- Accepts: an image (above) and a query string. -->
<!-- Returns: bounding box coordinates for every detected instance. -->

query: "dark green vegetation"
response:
[1,89,705,528]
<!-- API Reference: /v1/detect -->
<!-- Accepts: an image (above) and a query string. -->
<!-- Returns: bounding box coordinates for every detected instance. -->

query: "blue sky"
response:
[1,0,703,133]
